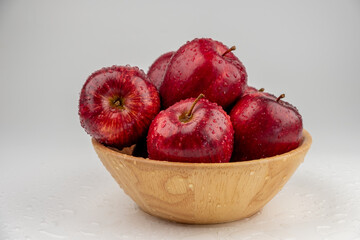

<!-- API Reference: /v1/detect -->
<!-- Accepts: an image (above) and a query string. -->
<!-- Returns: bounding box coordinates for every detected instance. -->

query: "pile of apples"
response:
[79,38,303,163]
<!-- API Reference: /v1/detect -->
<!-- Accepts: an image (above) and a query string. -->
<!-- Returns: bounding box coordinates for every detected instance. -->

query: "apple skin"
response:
[225,86,261,113]
[147,97,234,163]
[160,38,247,109]
[243,86,258,95]
[147,51,174,90]
[229,91,303,161]
[79,65,160,149]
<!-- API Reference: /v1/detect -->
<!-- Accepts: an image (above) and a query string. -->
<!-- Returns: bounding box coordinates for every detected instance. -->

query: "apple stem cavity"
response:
[179,94,205,122]
[114,100,121,106]
[222,46,236,56]
[259,88,265,92]
[111,97,125,110]
[276,94,285,102]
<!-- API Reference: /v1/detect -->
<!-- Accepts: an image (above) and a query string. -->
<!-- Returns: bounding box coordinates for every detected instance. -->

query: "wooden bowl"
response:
[92,129,312,224]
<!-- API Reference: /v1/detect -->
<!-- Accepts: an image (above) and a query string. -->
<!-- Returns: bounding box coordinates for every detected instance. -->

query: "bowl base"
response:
[138,205,262,225]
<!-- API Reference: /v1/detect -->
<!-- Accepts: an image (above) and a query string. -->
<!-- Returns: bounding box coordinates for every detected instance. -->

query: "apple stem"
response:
[114,100,121,106]
[276,94,285,102]
[259,88,265,92]
[222,46,236,56]
[111,97,125,110]
[185,93,205,120]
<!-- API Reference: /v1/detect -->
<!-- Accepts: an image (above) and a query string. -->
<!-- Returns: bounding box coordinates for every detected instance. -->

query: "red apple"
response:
[147,94,234,163]
[224,86,264,113]
[230,91,303,161]
[243,86,264,95]
[160,38,247,109]
[79,65,160,149]
[147,51,174,90]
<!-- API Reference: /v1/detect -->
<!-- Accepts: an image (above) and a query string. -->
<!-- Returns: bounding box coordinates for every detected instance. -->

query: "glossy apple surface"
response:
[147,96,234,163]
[243,86,259,95]
[147,51,174,90]
[225,86,263,113]
[160,38,247,109]
[79,65,160,149]
[230,91,303,161]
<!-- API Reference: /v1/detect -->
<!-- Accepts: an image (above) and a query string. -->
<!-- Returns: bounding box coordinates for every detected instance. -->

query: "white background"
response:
[1,0,359,239]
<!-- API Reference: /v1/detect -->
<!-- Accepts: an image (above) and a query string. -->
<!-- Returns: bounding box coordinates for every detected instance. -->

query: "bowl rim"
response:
[92,129,312,168]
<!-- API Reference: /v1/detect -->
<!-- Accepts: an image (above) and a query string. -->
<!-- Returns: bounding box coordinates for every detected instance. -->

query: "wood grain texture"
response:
[92,130,312,224]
